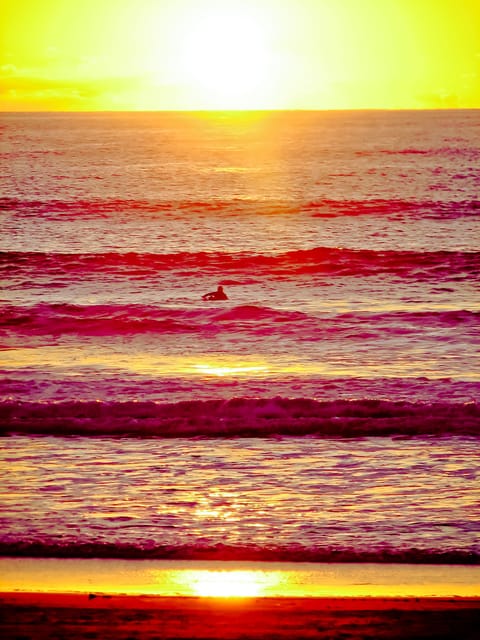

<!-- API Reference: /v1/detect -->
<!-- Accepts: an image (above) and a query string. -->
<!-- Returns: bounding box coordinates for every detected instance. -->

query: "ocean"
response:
[1,109,479,567]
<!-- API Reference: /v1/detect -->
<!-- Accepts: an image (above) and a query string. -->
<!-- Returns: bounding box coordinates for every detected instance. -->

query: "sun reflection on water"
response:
[171,569,282,598]
[192,362,268,377]
[1,559,479,598]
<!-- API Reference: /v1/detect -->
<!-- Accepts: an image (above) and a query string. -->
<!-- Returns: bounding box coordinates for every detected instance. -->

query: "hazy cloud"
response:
[0,70,146,108]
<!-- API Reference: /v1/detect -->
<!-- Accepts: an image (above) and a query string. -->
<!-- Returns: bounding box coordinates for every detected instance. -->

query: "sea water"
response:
[1,110,479,566]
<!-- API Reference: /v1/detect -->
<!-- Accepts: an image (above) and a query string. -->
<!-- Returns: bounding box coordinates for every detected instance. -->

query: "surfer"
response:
[202,285,228,301]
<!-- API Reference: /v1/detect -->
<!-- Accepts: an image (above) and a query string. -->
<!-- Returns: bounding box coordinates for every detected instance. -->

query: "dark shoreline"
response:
[1,593,480,640]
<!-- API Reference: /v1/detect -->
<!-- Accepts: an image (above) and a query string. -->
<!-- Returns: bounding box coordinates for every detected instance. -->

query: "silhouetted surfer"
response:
[202,285,228,301]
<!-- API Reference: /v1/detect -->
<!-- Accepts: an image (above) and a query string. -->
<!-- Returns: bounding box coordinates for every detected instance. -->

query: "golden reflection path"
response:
[1,559,479,598]
[5,347,477,380]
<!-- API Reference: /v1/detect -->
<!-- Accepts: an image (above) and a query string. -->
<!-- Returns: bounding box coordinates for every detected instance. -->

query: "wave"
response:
[0,540,476,564]
[305,198,480,219]
[0,303,307,337]
[2,196,479,219]
[2,303,479,337]
[2,374,479,406]
[2,247,478,280]
[0,303,202,336]
[1,398,478,438]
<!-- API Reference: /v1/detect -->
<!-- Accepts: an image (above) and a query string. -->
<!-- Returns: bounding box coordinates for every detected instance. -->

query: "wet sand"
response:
[1,592,479,640]
[2,557,479,598]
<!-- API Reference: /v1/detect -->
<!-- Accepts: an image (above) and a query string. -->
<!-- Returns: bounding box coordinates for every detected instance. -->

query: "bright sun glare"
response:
[193,363,268,377]
[184,570,280,597]
[170,2,279,109]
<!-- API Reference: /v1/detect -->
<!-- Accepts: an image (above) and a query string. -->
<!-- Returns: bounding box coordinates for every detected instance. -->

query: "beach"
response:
[2,592,480,640]
[1,558,479,638]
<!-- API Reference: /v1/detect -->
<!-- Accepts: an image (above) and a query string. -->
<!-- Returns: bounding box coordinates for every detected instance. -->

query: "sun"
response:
[169,2,280,109]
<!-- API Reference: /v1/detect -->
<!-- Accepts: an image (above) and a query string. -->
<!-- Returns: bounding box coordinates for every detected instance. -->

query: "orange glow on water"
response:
[4,346,478,381]
[192,362,268,377]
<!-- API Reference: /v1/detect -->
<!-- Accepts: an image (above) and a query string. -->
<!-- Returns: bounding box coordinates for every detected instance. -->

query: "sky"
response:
[1,0,479,111]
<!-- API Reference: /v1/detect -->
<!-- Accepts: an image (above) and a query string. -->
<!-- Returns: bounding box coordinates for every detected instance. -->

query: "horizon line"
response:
[2,107,479,114]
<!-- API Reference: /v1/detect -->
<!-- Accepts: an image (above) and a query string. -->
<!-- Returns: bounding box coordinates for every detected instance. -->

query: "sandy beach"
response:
[1,592,479,640]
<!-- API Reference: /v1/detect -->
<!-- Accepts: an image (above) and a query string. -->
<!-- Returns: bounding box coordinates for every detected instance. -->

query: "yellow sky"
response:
[1,0,479,110]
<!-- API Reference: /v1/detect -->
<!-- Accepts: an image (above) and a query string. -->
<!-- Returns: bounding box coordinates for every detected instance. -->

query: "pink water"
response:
[1,110,479,563]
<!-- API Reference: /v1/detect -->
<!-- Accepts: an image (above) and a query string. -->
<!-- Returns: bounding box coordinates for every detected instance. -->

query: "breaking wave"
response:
[0,540,477,564]
[1,397,478,438]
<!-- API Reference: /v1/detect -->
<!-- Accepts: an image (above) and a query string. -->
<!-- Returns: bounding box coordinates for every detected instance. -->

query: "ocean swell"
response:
[2,196,480,219]
[1,398,478,438]
[2,247,478,280]
[2,303,479,337]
